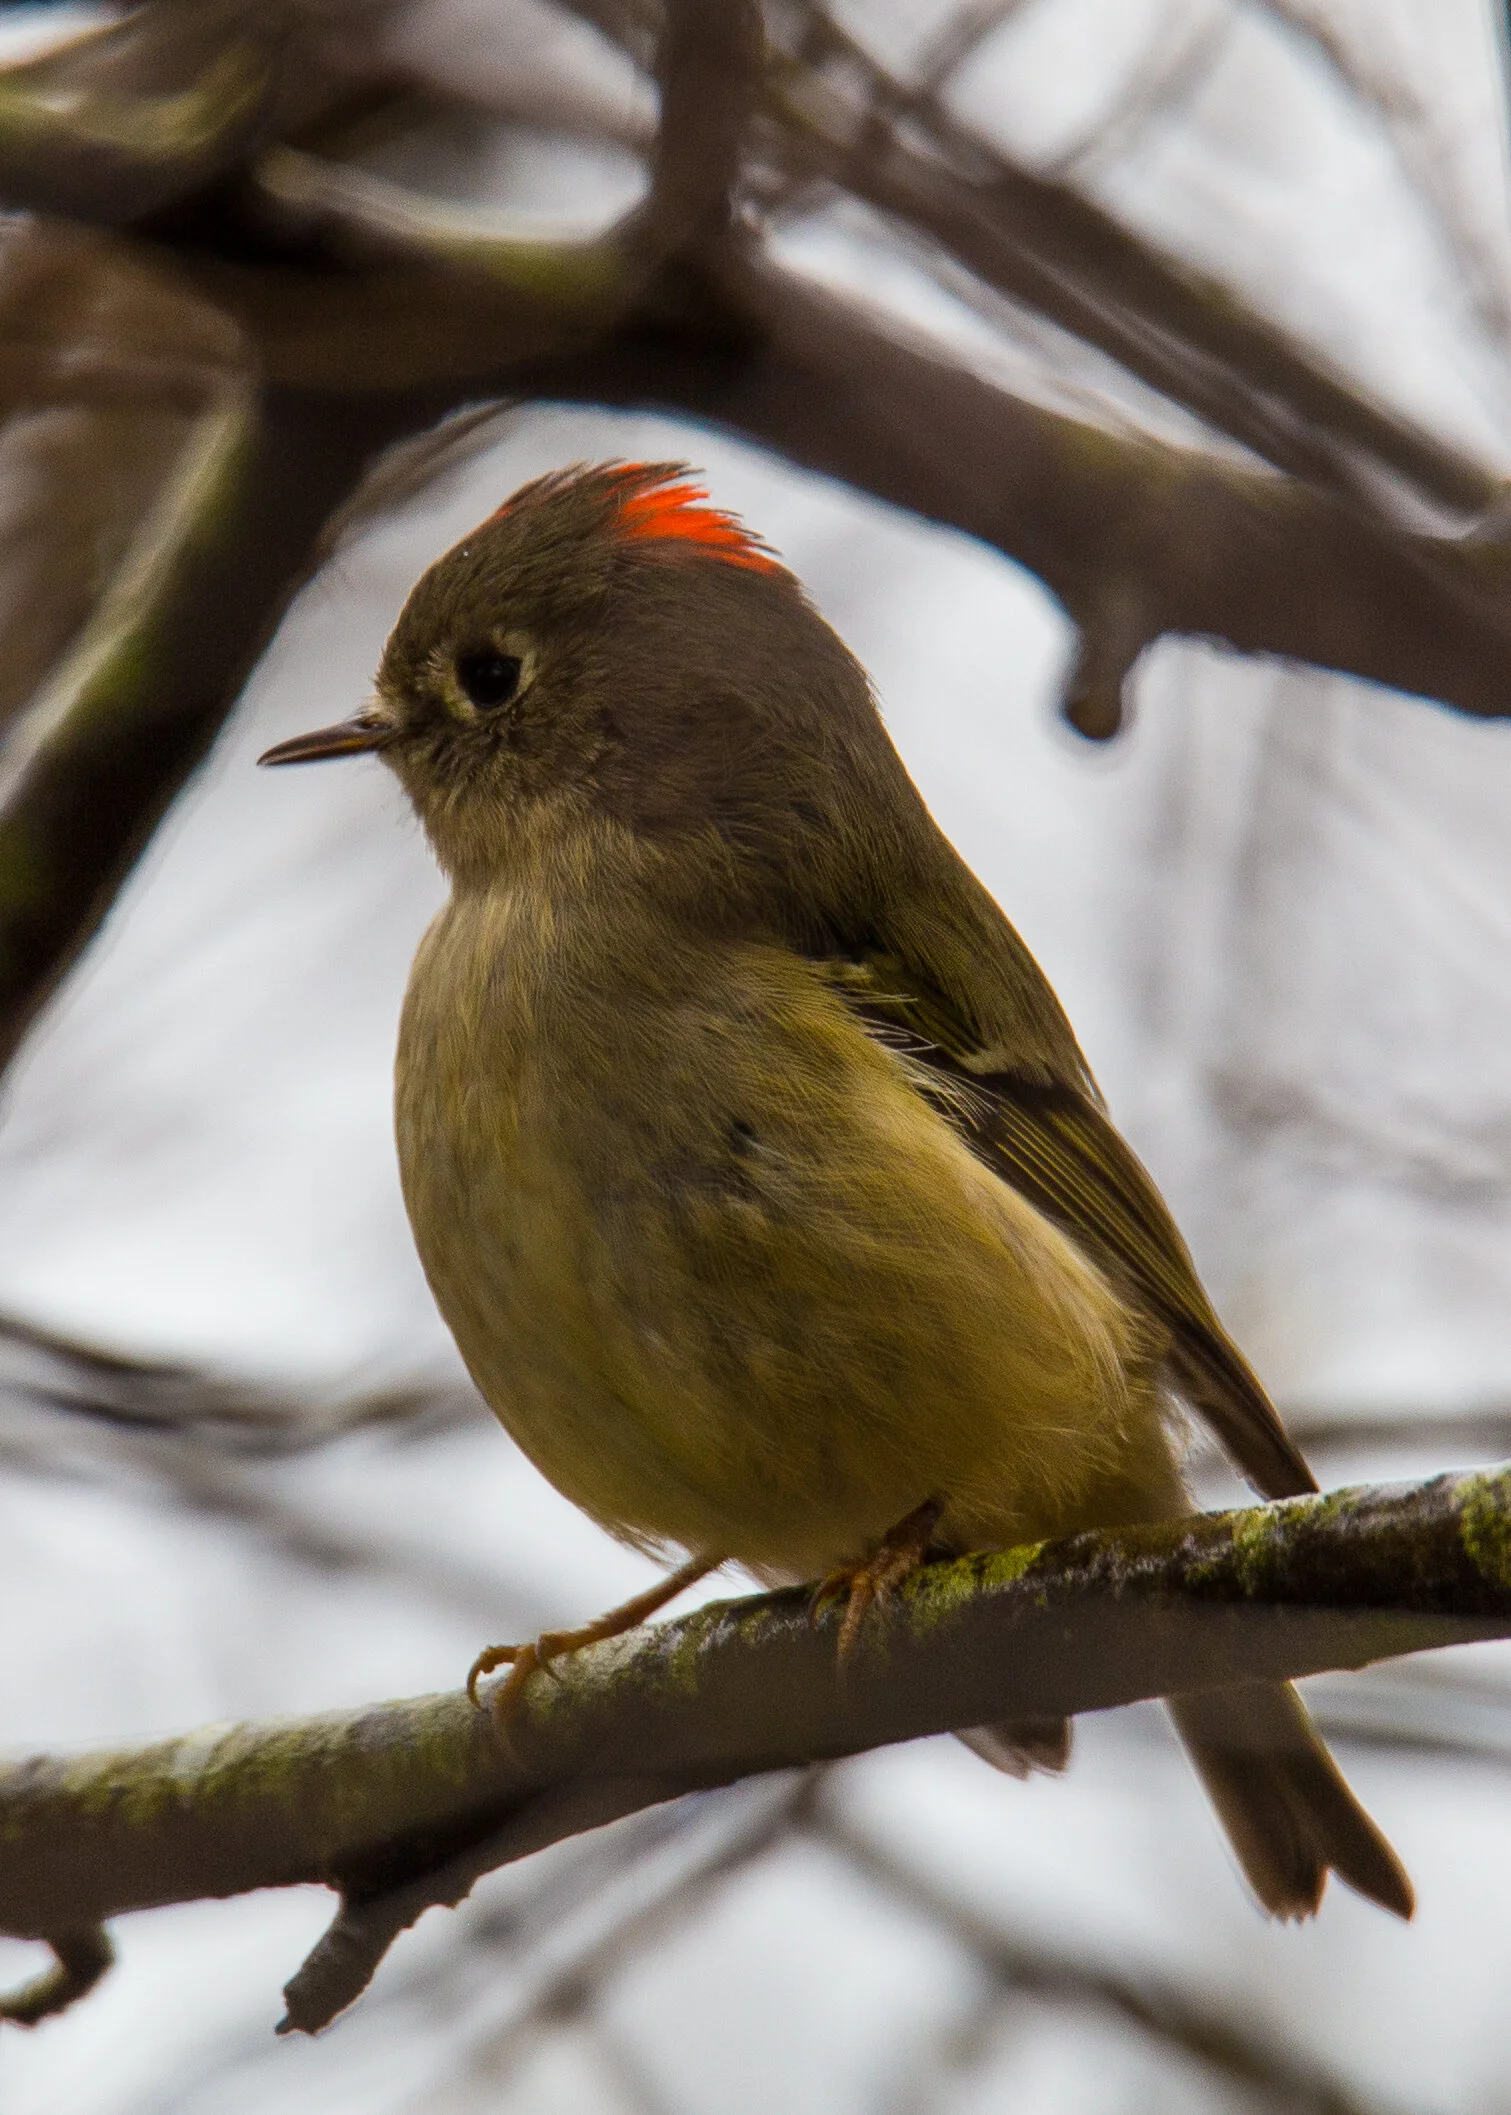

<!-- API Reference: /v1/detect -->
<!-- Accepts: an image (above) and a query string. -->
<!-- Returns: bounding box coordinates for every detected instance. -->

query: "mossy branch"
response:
[2,1466,1510,2036]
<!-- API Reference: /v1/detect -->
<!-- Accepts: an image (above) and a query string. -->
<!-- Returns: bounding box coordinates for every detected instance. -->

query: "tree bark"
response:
[2,1465,1508,2032]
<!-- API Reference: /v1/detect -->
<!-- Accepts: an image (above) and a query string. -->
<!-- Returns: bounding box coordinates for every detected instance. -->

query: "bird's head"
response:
[260,460,912,906]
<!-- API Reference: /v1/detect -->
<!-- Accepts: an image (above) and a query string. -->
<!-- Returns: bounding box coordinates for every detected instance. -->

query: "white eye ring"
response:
[438,635,537,718]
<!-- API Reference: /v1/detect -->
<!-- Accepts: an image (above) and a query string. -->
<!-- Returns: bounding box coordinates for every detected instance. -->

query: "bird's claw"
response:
[465,1552,724,1742]
[808,1498,943,1665]
[467,1630,581,1736]
[465,1639,522,1707]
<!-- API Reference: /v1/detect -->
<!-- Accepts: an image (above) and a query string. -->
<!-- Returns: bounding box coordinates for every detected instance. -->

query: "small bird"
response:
[261,461,1411,1921]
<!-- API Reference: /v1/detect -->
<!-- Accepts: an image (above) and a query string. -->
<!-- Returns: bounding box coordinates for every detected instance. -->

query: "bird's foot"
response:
[465,1637,550,1729]
[809,1498,942,1664]
[467,1551,721,1738]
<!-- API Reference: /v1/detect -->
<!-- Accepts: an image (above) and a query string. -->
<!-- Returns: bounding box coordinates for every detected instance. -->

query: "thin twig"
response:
[817,1803,1408,2115]
[0,1927,114,2029]
[454,1776,817,2090]
[1242,0,1511,344]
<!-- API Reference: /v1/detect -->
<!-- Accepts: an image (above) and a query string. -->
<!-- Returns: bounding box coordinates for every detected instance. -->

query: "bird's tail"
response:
[1167,1681,1413,1920]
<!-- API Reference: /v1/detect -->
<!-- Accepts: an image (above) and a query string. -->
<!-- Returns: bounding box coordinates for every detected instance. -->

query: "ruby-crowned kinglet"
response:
[261,462,1410,1921]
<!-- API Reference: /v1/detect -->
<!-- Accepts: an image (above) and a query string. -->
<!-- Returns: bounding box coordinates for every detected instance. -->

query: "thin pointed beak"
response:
[258,711,393,766]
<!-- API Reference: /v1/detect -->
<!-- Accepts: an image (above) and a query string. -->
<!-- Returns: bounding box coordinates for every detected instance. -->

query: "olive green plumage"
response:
[267,461,1410,1921]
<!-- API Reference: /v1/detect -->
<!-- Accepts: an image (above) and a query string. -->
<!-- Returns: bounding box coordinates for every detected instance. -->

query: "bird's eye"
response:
[455,649,523,710]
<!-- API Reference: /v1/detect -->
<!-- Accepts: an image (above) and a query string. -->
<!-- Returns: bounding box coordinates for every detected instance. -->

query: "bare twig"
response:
[1244,0,1511,344]
[451,1776,816,2087]
[1286,1404,1511,1458]
[685,248,1511,725]
[907,2,1037,109]
[1043,8,1233,187]
[0,1926,114,2028]
[623,0,763,257]
[328,0,1500,533]
[7,204,1511,1079]
[819,1806,1406,2115]
[1,1467,1509,2034]
[571,0,1504,524]
[227,0,763,386]
[0,1306,475,1455]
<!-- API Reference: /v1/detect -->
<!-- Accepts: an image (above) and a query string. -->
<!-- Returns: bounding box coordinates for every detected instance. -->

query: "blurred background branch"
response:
[2,3,1510,2108]
[3,0,1511,1083]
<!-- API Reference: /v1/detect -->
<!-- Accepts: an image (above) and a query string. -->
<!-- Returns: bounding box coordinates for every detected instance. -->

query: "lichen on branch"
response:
[1,1465,1509,2034]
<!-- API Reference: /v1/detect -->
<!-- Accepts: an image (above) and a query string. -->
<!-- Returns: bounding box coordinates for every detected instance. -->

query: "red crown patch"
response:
[610,464,783,575]
[488,461,786,577]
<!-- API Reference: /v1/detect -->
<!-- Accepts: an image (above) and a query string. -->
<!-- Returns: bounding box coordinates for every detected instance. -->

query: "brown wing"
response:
[827,950,1316,1500]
